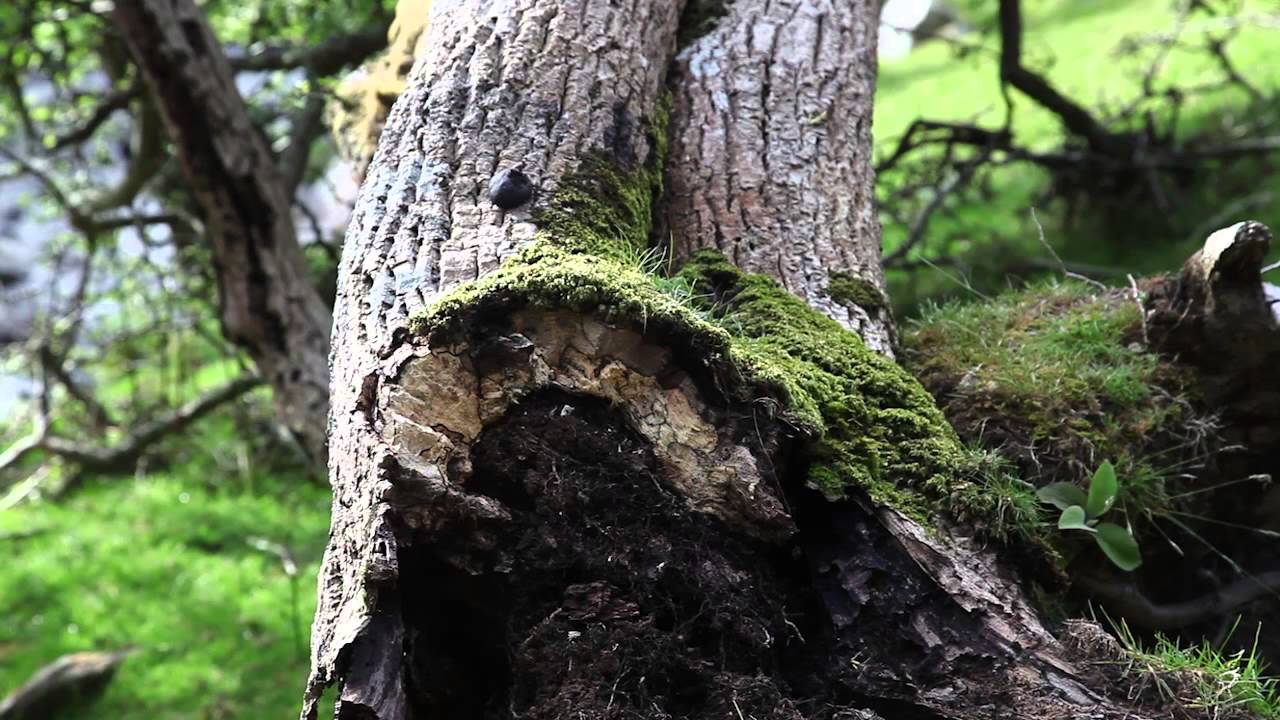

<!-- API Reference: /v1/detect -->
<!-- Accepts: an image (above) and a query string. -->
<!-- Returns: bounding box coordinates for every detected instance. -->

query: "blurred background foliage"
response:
[0,0,1277,717]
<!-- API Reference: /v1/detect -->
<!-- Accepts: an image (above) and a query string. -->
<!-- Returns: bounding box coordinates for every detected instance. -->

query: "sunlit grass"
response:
[875,0,1280,312]
[0,410,329,719]
[1114,619,1280,719]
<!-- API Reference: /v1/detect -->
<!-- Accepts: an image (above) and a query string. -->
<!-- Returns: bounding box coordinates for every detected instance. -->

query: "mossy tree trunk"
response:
[306,2,1181,719]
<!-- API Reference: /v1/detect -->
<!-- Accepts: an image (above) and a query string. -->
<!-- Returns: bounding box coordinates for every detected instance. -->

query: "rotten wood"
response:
[307,1,686,716]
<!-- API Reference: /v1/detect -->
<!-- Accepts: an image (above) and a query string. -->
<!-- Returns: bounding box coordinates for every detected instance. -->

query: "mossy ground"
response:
[904,279,1202,539]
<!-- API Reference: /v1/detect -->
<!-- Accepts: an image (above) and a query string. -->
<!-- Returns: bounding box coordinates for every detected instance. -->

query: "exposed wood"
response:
[307,1,686,716]
[305,2,1241,719]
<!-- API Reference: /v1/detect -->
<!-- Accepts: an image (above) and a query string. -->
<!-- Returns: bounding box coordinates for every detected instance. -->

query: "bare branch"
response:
[0,374,262,482]
[230,23,390,76]
[49,85,140,151]
[279,92,326,195]
[1079,568,1280,630]
[883,154,985,267]
[997,0,1118,153]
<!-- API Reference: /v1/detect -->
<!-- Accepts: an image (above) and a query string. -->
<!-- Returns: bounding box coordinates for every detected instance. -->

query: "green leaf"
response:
[1095,522,1142,571]
[1086,460,1118,517]
[1037,482,1089,511]
[1057,505,1093,532]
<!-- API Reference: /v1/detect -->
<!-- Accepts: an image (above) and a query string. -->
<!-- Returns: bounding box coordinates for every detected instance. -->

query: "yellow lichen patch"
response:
[329,0,433,176]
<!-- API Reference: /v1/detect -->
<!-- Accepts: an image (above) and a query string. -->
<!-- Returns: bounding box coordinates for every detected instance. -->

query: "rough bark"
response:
[112,0,332,461]
[666,0,894,353]
[307,1,686,716]
[305,2,1210,719]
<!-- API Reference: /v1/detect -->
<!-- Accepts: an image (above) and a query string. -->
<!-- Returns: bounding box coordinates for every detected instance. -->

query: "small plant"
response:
[1037,460,1142,571]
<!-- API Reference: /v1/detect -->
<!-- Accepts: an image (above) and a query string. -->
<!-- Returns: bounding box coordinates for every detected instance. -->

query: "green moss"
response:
[412,98,681,340]
[904,280,1198,521]
[828,272,886,312]
[678,252,1047,535]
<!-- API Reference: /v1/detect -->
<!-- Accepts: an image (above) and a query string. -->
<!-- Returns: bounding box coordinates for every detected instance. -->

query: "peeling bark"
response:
[666,0,894,353]
[112,0,332,460]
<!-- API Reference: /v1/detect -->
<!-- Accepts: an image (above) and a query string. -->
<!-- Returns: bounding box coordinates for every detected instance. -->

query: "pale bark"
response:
[667,0,894,353]
[112,0,332,460]
[306,1,685,716]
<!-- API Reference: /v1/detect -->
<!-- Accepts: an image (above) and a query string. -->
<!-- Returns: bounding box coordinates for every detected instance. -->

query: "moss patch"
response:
[903,280,1200,520]
[828,272,886,312]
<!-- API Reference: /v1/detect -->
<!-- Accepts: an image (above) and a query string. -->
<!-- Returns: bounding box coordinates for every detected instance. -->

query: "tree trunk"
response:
[112,0,332,461]
[666,0,894,353]
[305,2,1194,719]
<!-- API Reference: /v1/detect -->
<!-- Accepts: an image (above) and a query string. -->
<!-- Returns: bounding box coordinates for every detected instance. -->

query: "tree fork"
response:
[308,1,1201,718]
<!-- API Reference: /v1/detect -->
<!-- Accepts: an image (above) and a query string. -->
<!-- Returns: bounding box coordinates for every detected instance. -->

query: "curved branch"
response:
[49,85,140,151]
[230,22,390,76]
[997,0,1119,153]
[1079,569,1280,630]
[0,374,262,480]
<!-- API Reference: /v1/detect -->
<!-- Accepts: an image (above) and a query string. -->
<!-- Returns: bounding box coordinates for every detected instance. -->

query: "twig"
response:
[0,374,262,485]
[1030,207,1107,290]
[1128,274,1150,346]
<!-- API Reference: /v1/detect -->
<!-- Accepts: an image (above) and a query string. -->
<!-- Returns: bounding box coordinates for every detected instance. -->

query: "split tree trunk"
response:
[305,1,1178,719]
[666,0,894,352]
[112,0,332,461]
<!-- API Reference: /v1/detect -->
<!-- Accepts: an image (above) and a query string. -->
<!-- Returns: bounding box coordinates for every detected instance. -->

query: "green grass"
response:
[904,278,1196,507]
[1115,620,1280,719]
[0,411,330,719]
[876,0,1280,311]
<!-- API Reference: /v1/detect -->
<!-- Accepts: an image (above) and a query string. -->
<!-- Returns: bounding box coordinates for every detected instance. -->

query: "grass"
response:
[904,278,1197,511]
[1114,619,1280,719]
[875,0,1280,312]
[0,408,331,719]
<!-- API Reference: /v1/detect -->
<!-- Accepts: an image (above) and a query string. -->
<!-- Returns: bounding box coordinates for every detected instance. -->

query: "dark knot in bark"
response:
[488,167,534,210]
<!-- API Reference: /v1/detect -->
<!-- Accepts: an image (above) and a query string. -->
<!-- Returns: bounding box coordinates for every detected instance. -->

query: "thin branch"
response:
[1078,568,1280,630]
[279,92,326,194]
[883,154,985,267]
[230,22,390,76]
[997,0,1118,153]
[49,85,140,151]
[37,345,116,429]
[0,374,262,482]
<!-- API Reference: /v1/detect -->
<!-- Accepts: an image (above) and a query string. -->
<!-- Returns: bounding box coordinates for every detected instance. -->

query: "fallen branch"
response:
[1078,569,1280,630]
[0,650,133,720]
